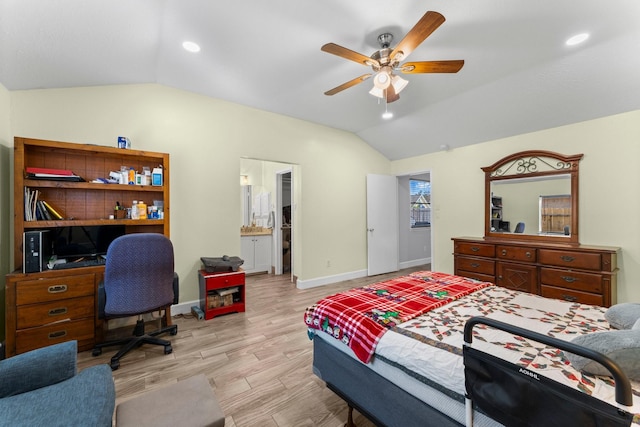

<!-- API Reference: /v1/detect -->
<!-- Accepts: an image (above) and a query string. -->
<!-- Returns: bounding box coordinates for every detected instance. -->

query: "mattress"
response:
[307,272,640,426]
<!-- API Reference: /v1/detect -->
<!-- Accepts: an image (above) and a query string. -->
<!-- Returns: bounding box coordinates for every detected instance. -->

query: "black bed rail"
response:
[463,316,633,407]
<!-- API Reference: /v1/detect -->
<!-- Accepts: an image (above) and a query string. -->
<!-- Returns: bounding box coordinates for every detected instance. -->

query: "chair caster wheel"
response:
[110,360,120,370]
[170,329,178,336]
[164,345,173,355]
[92,348,102,357]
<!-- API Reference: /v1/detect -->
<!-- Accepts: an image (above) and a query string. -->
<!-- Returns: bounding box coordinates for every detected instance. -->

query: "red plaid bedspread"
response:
[304,271,491,363]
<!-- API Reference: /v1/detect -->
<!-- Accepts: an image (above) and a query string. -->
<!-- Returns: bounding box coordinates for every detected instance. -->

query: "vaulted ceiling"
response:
[1,1,639,160]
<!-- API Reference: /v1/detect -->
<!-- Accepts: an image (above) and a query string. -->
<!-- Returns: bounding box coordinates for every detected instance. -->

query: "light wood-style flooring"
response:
[78,265,429,426]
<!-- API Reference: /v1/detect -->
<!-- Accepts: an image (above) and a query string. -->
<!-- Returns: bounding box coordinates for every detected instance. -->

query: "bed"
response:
[304,271,640,427]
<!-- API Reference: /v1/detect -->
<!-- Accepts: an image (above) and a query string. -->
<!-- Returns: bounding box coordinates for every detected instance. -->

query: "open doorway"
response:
[398,172,432,269]
[276,169,292,279]
[240,158,296,280]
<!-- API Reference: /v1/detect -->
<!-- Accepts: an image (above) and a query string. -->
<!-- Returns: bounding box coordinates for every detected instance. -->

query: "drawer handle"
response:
[560,255,575,263]
[470,263,480,268]
[501,249,507,256]
[48,285,68,294]
[471,247,480,252]
[561,275,578,283]
[48,330,67,339]
[48,307,68,316]
[526,251,531,258]
[561,294,578,302]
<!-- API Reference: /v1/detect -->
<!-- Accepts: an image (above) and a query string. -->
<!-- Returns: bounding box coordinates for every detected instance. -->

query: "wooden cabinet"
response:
[5,268,102,355]
[5,137,170,357]
[240,234,272,274]
[453,237,619,307]
[198,269,246,319]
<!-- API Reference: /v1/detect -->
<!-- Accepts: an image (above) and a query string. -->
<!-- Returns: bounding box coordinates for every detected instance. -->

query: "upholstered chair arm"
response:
[0,340,77,398]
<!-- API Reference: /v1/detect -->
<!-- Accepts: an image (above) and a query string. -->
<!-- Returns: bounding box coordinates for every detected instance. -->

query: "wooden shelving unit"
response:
[5,136,171,356]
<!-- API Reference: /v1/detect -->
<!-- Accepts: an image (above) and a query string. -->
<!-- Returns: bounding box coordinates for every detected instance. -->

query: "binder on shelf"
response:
[25,166,84,181]
[24,187,66,221]
[26,167,74,176]
[42,201,64,220]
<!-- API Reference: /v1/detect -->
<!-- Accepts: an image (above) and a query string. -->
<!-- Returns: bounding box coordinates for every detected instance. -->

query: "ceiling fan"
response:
[322,11,464,103]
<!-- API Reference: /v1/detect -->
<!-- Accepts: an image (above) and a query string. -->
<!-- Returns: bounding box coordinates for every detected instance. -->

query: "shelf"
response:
[23,219,165,228]
[25,179,165,192]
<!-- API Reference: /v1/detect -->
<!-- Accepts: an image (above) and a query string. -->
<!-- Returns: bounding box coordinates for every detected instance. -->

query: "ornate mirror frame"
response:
[482,150,583,245]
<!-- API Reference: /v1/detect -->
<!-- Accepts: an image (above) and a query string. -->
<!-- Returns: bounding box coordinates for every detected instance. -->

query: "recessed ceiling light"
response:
[182,41,201,53]
[566,33,589,46]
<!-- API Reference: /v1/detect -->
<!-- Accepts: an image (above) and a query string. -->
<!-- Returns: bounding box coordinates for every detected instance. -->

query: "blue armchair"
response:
[0,340,115,426]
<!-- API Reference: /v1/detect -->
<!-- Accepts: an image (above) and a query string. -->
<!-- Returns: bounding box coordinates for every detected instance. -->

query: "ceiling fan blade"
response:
[321,43,379,67]
[390,11,446,62]
[386,85,400,103]
[400,60,464,74]
[324,74,372,96]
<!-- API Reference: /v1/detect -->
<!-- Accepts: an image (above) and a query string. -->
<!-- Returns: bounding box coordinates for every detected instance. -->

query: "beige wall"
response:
[391,110,640,303]
[3,83,638,310]
[0,82,11,340]
[8,84,391,304]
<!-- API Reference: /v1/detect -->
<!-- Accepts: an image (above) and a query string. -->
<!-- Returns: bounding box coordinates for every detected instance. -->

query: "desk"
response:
[4,266,104,357]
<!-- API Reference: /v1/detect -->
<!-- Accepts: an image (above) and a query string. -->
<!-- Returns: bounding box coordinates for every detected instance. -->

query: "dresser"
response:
[452,237,619,307]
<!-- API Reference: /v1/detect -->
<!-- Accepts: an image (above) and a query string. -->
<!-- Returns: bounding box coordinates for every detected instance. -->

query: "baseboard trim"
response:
[296,269,368,289]
[296,258,431,290]
[400,257,431,269]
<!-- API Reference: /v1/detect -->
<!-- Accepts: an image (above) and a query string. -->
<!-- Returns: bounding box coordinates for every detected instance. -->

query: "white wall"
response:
[391,110,640,303]
[8,84,391,304]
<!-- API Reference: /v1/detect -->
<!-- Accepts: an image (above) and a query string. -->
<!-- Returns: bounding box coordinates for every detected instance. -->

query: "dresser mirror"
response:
[482,150,583,244]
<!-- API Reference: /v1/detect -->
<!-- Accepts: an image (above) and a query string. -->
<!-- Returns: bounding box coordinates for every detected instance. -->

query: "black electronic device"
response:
[51,225,126,260]
[23,230,51,273]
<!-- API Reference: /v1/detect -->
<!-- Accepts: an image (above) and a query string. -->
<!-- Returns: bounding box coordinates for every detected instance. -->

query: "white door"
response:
[367,174,399,276]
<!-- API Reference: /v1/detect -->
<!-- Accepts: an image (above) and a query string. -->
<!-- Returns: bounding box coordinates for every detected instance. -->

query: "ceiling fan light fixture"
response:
[391,74,409,94]
[369,86,385,99]
[373,70,391,90]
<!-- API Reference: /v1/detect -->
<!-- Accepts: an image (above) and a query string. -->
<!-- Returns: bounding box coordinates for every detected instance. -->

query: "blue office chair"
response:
[514,222,525,233]
[92,233,178,370]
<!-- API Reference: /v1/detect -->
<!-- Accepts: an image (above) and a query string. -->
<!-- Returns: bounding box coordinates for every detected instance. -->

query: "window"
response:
[410,179,431,228]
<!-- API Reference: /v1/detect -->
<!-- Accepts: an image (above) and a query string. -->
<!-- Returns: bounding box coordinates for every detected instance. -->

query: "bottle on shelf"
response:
[131,200,139,220]
[138,201,147,220]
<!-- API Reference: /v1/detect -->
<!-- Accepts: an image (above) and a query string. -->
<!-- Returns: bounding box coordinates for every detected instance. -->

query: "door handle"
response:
[368,228,374,232]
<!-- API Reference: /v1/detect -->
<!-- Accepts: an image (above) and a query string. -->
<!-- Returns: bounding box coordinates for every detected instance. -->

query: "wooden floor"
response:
[78,265,429,427]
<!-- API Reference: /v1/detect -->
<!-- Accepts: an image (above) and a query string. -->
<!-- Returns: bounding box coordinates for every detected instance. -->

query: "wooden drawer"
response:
[456,270,495,284]
[540,268,602,293]
[541,285,603,306]
[538,249,601,271]
[15,318,94,354]
[454,242,495,257]
[497,245,536,263]
[456,256,495,275]
[17,296,94,329]
[15,274,95,305]
[201,271,245,289]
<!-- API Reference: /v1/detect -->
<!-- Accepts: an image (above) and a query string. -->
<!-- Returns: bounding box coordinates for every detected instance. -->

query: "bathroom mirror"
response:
[483,150,583,244]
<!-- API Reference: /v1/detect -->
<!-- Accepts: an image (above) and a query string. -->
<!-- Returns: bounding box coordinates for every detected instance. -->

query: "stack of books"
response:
[25,167,83,182]
[24,187,65,221]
